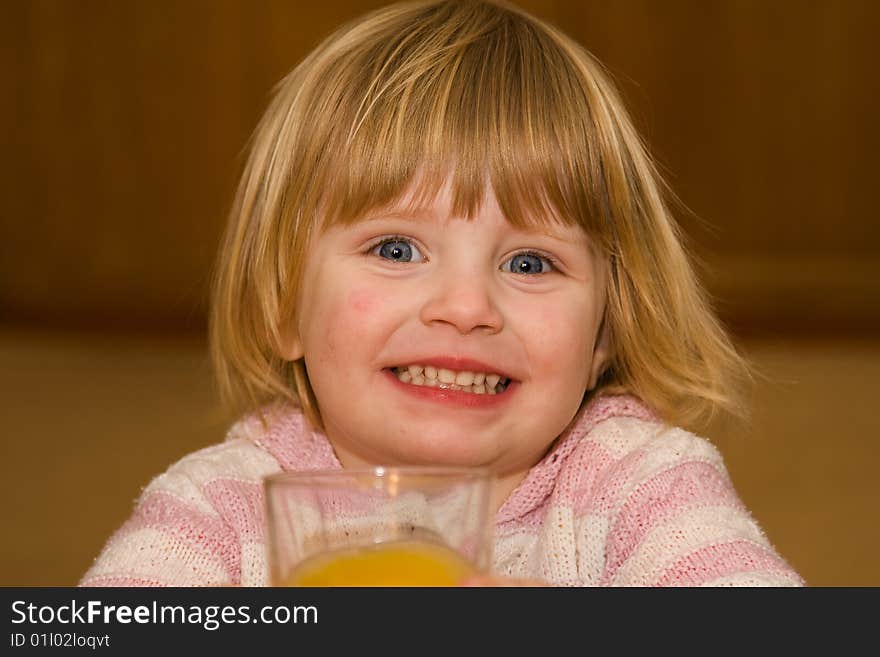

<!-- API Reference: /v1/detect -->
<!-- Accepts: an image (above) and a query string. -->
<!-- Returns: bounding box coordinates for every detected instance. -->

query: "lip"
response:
[386,356,518,381]
[383,369,519,408]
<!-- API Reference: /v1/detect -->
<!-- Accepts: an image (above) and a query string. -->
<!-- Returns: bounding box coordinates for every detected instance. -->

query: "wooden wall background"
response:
[3,0,878,334]
[0,0,880,583]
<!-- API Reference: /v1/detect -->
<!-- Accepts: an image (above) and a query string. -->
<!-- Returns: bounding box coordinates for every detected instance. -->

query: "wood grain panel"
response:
[2,1,877,334]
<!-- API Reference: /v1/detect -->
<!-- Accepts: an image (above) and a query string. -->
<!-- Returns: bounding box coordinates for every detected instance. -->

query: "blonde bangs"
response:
[294,1,615,252]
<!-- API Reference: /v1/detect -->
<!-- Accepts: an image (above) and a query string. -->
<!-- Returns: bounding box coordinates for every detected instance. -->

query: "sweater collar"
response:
[237,404,342,472]
[494,394,658,523]
[240,393,658,523]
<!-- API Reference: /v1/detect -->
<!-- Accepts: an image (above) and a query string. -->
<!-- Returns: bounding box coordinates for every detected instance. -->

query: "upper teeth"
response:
[393,365,508,393]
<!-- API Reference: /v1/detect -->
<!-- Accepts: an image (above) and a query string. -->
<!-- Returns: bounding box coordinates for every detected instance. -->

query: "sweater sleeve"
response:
[79,438,275,587]
[600,427,804,587]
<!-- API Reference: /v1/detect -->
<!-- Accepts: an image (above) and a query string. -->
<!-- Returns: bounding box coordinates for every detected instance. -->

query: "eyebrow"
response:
[361,208,437,223]
[362,208,583,244]
[526,224,584,244]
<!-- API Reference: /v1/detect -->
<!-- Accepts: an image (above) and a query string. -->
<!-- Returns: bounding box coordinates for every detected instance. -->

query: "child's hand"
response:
[459,574,548,587]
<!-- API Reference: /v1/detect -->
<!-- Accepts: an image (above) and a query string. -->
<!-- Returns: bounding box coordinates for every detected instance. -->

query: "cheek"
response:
[348,288,378,315]
[524,300,596,384]
[307,286,387,364]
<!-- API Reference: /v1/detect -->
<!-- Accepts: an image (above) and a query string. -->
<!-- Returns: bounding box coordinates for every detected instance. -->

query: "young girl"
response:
[81,0,803,587]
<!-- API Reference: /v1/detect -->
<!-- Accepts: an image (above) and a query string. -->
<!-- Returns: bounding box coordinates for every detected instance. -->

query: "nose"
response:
[419,268,504,335]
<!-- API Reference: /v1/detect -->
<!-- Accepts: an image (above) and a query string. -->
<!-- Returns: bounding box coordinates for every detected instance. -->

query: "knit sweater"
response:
[80,394,804,587]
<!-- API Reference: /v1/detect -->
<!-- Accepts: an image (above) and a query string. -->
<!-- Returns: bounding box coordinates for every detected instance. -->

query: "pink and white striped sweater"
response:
[80,394,804,587]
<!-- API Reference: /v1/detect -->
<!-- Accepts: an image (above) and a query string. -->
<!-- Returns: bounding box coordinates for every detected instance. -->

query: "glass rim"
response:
[264,465,492,487]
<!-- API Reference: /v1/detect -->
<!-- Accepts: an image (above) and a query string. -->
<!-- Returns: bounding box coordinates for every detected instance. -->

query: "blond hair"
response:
[210,0,751,434]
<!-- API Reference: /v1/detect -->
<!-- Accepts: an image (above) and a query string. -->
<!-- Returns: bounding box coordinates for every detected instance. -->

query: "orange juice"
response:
[280,539,476,586]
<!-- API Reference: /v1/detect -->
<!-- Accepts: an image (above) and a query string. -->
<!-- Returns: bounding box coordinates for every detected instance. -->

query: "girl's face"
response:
[282,180,610,498]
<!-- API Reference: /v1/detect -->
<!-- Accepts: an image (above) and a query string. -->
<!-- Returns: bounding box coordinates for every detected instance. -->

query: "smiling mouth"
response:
[389,365,512,395]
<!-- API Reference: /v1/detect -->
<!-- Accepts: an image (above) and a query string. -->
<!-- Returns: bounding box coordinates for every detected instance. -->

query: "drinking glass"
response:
[264,467,493,586]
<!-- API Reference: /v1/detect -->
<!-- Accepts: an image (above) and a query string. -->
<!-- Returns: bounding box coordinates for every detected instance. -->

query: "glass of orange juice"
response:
[264,467,492,586]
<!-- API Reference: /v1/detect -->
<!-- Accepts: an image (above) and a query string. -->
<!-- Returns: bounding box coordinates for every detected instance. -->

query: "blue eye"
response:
[503,252,554,275]
[372,238,424,263]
